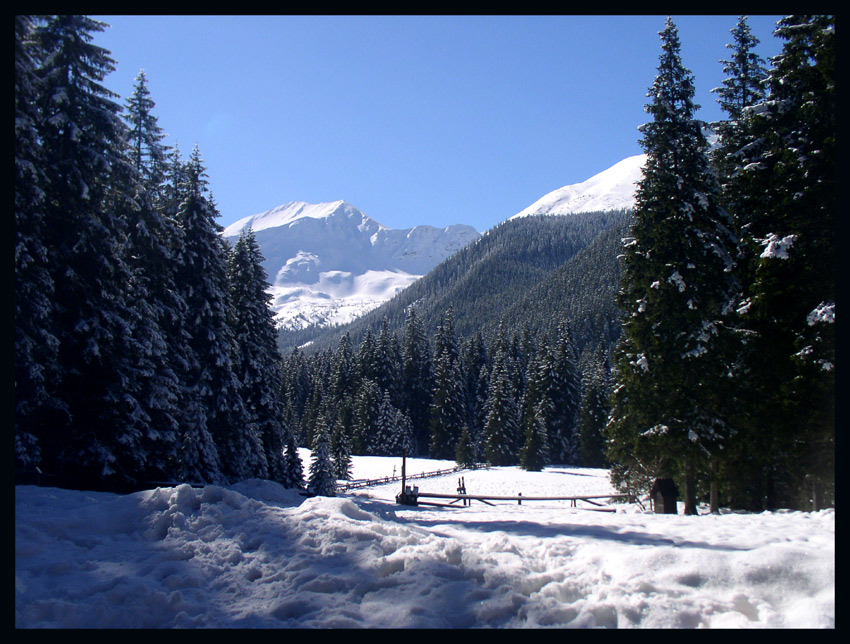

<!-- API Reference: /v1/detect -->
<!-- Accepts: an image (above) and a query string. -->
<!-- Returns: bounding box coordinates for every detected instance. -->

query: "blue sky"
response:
[92,15,784,233]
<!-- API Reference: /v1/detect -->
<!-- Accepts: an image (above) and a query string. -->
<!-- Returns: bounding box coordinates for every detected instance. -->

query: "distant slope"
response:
[280,209,630,355]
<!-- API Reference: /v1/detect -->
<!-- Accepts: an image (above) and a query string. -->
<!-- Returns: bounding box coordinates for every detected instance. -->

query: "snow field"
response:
[15,454,834,628]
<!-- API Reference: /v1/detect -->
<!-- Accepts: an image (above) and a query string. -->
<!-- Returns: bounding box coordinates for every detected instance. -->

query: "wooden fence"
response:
[409,491,633,510]
[337,463,485,492]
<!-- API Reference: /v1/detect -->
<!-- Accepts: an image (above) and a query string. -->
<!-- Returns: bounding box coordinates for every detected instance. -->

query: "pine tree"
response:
[578,347,610,468]
[174,146,248,483]
[120,70,191,483]
[28,15,160,488]
[229,228,289,482]
[482,342,521,466]
[15,16,61,472]
[329,418,353,481]
[401,307,433,455]
[125,69,170,196]
[308,416,337,496]
[282,431,306,489]
[429,309,466,459]
[462,332,490,438]
[606,17,739,514]
[721,15,835,510]
[519,400,551,472]
[353,378,382,455]
[373,390,409,456]
[455,425,476,468]
[546,324,582,464]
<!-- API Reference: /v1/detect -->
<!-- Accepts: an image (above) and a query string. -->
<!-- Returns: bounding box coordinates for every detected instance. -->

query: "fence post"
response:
[518,492,522,505]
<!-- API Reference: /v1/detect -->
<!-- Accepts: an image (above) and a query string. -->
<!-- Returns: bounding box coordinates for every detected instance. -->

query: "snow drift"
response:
[15,454,834,628]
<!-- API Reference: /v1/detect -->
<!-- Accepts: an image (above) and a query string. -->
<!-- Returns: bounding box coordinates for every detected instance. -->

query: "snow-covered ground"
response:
[15,452,834,628]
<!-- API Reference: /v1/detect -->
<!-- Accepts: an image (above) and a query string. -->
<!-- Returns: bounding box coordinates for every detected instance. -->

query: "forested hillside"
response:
[279,209,629,357]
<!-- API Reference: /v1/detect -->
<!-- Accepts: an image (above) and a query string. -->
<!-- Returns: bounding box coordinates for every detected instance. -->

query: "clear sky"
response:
[91,14,784,233]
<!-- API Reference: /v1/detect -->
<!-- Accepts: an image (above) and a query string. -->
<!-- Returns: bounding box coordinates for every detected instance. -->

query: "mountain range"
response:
[222,201,480,330]
[223,154,645,335]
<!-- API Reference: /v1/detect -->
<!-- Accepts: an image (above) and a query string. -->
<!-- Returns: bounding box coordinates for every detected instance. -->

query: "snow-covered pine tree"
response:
[229,228,290,482]
[15,16,61,472]
[282,431,306,489]
[328,332,356,405]
[546,324,582,464]
[125,69,170,196]
[353,378,381,455]
[605,17,739,514]
[308,416,337,496]
[577,346,610,468]
[482,339,521,466]
[519,400,551,472]
[720,15,835,510]
[401,307,433,455]
[28,15,160,488]
[455,425,475,468]
[428,309,466,459]
[120,68,194,483]
[458,333,489,460]
[329,418,353,481]
[372,390,408,457]
[374,318,402,405]
[174,146,251,483]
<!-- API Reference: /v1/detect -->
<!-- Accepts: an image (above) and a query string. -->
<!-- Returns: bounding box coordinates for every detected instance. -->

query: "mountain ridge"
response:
[223,200,480,330]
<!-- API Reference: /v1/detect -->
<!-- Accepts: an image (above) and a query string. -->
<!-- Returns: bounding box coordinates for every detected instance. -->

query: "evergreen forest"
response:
[15,15,834,512]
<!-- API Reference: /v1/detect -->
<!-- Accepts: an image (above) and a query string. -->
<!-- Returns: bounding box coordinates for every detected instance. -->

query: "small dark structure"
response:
[650,478,679,514]
[395,449,420,505]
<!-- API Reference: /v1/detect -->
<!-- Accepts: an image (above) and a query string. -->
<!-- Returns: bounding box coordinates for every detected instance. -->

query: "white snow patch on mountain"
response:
[223,200,479,331]
[511,154,646,219]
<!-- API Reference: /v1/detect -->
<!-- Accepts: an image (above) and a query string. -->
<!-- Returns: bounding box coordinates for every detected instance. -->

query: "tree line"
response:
[278,308,613,482]
[605,16,834,512]
[15,16,304,491]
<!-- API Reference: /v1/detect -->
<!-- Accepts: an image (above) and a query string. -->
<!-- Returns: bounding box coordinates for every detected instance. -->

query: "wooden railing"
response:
[337,463,486,492]
[406,491,634,510]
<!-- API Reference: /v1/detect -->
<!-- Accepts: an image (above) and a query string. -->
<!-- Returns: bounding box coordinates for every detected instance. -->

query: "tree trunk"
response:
[709,458,720,514]
[683,457,699,515]
[811,478,821,512]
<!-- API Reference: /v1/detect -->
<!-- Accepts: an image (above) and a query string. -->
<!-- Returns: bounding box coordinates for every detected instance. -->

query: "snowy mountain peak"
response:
[223,199,378,237]
[511,154,646,220]
[223,200,479,331]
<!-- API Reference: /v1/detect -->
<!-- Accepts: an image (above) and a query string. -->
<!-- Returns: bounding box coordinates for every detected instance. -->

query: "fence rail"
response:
[337,463,486,492]
[407,492,634,509]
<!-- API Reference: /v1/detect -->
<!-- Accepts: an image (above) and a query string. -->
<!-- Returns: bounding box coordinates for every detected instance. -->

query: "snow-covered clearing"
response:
[15,452,834,628]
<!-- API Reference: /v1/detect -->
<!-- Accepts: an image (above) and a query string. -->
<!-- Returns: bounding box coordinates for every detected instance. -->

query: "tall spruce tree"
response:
[15,16,61,472]
[605,17,739,514]
[229,228,289,482]
[482,337,521,466]
[174,146,250,483]
[546,324,582,464]
[428,309,466,459]
[308,416,337,497]
[28,15,160,488]
[120,68,193,482]
[519,400,551,472]
[125,69,170,195]
[721,15,835,510]
[282,431,306,489]
[578,347,610,468]
[401,307,433,455]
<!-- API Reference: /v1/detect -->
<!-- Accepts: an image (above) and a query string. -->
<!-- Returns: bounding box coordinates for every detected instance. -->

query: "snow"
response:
[16,453,834,628]
[759,233,796,259]
[222,200,479,331]
[511,154,646,220]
